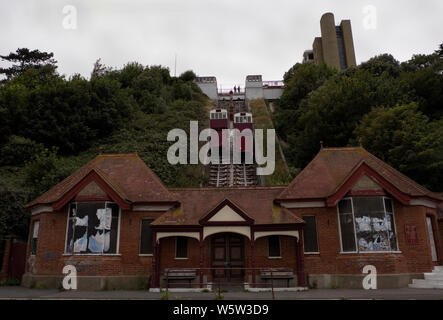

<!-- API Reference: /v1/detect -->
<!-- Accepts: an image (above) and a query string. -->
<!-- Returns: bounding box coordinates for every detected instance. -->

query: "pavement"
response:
[0,286,442,300]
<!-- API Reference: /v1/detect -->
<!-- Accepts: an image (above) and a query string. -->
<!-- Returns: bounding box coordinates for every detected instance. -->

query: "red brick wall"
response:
[27,200,441,279]
[26,207,165,277]
[157,235,298,282]
[394,204,439,271]
[439,219,443,264]
[0,239,12,280]
[289,201,440,275]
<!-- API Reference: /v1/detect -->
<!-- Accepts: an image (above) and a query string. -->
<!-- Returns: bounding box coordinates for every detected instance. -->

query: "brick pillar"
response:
[199,231,204,288]
[156,238,161,288]
[296,230,306,287]
[151,232,158,288]
[0,239,12,280]
[250,231,255,288]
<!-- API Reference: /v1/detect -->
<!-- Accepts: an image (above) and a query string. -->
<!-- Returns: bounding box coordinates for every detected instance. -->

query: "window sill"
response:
[174,257,189,260]
[268,256,282,259]
[304,252,320,255]
[139,254,153,257]
[62,253,122,257]
[339,251,402,255]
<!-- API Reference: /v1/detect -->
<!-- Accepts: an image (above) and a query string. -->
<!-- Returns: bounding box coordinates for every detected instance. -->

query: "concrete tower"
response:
[307,13,357,71]
[320,13,341,70]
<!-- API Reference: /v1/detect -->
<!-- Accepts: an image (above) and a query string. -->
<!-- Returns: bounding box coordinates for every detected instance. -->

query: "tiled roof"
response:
[277,147,437,201]
[27,148,442,224]
[151,187,305,226]
[26,153,176,208]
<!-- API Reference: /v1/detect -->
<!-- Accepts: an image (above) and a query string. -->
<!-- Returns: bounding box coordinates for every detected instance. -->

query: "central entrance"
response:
[211,233,245,284]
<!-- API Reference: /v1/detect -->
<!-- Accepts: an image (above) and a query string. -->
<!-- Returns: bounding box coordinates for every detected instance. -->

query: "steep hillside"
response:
[0,55,209,239]
[249,99,293,185]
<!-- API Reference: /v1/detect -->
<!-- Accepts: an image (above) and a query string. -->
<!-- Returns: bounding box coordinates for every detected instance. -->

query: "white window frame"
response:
[30,220,40,256]
[383,197,399,251]
[64,201,121,256]
[337,197,358,253]
[337,196,401,254]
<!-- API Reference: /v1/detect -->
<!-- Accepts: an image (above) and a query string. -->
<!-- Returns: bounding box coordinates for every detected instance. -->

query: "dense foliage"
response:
[1,44,442,239]
[0,49,208,239]
[274,45,443,191]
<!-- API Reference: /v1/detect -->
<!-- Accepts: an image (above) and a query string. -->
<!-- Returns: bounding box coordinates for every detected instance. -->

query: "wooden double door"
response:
[211,233,245,284]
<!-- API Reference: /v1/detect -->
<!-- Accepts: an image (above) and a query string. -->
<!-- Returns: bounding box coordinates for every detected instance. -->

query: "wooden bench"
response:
[164,269,197,288]
[260,268,294,287]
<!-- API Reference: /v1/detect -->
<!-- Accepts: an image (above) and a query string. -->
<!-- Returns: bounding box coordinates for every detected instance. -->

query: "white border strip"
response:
[410,199,437,209]
[157,232,200,243]
[281,201,325,208]
[132,205,174,212]
[254,230,299,241]
[31,206,53,215]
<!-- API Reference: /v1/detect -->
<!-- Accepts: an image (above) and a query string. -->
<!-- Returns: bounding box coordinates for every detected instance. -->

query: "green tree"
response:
[24,148,80,199]
[359,54,401,78]
[275,63,336,141]
[109,62,144,88]
[0,182,30,239]
[0,72,137,154]
[179,70,196,82]
[285,68,408,168]
[278,62,337,111]
[400,50,443,119]
[353,103,443,190]
[0,48,57,80]
[0,136,45,166]
[91,58,112,79]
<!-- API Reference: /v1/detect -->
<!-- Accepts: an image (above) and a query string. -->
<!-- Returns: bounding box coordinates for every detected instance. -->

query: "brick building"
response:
[22,147,443,289]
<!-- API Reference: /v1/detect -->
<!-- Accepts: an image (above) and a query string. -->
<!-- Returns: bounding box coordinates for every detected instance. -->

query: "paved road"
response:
[0,286,442,300]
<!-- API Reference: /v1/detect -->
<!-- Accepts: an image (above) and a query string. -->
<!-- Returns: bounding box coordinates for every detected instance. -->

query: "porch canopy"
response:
[150,187,306,288]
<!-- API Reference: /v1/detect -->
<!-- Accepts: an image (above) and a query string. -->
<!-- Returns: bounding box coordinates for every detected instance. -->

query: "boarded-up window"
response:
[338,197,398,253]
[303,216,319,253]
[140,219,154,254]
[176,237,188,258]
[31,221,40,255]
[268,235,281,257]
[65,202,120,254]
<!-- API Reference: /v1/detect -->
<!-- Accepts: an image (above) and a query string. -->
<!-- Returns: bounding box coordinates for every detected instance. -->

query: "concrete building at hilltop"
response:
[195,75,284,101]
[306,12,357,71]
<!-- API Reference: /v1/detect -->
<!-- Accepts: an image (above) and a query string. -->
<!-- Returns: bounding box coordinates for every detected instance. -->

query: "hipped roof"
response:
[277,147,439,202]
[151,187,305,226]
[26,153,176,208]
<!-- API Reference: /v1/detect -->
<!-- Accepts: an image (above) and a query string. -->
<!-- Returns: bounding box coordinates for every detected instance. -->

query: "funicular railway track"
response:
[208,93,258,187]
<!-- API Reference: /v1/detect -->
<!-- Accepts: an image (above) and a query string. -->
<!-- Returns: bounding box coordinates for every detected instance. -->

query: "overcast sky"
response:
[1,0,442,87]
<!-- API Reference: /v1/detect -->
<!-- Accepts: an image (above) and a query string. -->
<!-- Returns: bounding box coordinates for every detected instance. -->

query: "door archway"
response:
[211,233,245,284]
